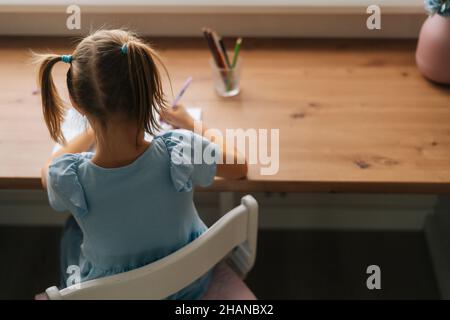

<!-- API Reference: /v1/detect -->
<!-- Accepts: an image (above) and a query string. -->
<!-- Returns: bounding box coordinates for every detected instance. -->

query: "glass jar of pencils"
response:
[209,58,241,97]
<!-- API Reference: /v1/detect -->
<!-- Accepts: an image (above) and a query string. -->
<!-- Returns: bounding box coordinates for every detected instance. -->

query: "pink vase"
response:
[416,14,450,84]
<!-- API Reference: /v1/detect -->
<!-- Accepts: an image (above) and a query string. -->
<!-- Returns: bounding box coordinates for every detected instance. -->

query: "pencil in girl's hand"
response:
[232,37,242,69]
[172,76,193,107]
[161,76,193,126]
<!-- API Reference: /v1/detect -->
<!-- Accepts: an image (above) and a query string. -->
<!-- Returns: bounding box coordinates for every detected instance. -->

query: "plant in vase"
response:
[416,0,450,84]
[425,0,450,16]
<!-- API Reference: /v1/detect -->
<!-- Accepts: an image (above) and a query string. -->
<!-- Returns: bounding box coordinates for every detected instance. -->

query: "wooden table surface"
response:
[1,37,450,194]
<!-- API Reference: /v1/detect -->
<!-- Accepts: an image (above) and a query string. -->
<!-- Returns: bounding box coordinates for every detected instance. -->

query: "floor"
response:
[0,226,439,299]
[246,230,439,299]
[0,226,61,299]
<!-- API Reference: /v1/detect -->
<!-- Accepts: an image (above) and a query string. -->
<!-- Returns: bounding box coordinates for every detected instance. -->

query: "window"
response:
[0,0,426,37]
[0,0,423,13]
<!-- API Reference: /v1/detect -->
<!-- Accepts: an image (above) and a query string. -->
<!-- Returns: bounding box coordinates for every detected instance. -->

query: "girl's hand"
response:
[160,104,195,131]
[162,104,248,179]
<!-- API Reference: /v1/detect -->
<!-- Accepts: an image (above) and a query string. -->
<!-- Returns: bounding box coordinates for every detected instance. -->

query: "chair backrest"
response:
[45,195,258,300]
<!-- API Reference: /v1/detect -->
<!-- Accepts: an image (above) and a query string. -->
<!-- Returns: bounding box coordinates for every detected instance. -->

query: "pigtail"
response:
[126,41,169,136]
[34,53,67,144]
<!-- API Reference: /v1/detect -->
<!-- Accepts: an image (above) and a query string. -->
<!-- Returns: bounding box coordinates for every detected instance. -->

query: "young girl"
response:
[35,29,247,299]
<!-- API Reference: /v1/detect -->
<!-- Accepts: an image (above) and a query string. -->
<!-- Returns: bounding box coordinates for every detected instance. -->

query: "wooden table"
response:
[1,37,450,194]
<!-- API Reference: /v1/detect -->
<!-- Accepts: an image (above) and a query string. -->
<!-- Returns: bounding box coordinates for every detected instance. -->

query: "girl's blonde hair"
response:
[34,29,168,144]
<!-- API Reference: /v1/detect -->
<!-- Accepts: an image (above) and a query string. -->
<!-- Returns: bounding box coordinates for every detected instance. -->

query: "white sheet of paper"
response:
[53,107,202,153]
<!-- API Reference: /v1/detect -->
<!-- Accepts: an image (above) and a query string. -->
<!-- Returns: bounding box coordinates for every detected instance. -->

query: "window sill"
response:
[0,1,427,38]
[0,0,424,14]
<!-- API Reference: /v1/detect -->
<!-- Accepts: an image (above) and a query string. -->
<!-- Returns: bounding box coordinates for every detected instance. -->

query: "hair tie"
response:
[61,55,73,64]
[121,43,128,55]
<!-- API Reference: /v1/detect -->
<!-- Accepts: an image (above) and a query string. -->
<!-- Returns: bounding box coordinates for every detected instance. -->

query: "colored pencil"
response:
[203,28,230,89]
[210,30,228,69]
[172,76,193,107]
[218,37,231,68]
[202,28,221,68]
[232,37,242,68]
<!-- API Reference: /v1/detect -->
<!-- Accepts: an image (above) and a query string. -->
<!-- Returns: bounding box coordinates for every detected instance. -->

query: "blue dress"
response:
[46,129,219,299]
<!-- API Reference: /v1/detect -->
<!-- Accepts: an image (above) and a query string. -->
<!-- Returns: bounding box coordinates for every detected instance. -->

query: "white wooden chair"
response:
[43,195,258,300]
